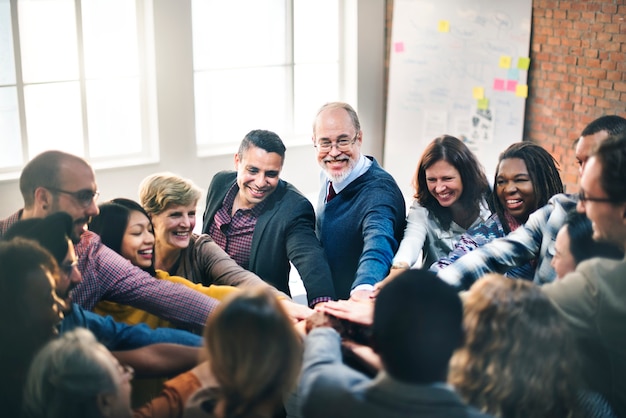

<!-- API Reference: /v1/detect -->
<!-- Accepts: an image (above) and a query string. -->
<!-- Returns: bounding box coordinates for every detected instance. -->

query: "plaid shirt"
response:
[209,183,267,269]
[1,210,218,332]
[436,194,578,289]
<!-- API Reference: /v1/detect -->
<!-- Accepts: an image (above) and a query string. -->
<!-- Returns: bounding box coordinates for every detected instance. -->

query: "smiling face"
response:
[575,131,609,175]
[55,241,83,309]
[46,160,100,243]
[425,160,463,209]
[150,203,197,259]
[551,225,577,279]
[313,107,362,183]
[234,145,282,209]
[25,267,64,342]
[495,158,538,223]
[577,157,626,247]
[120,210,155,269]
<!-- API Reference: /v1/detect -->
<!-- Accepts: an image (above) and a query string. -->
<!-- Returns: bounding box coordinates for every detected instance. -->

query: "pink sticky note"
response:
[394,42,405,53]
[493,78,505,91]
[506,80,518,92]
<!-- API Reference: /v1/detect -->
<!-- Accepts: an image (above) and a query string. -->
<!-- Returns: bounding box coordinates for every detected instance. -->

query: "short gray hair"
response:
[22,328,120,418]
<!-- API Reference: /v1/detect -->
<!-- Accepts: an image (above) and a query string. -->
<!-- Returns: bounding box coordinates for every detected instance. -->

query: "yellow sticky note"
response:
[515,84,528,98]
[472,87,485,100]
[517,57,531,70]
[438,20,450,33]
[477,98,489,110]
[499,55,512,69]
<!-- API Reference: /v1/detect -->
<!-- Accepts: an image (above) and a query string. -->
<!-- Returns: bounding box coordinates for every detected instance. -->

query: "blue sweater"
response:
[60,303,202,350]
[316,158,406,299]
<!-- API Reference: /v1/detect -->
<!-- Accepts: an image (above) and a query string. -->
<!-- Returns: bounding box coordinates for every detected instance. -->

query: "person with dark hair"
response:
[312,102,406,300]
[434,142,563,279]
[390,135,491,274]
[542,131,626,416]
[4,212,204,378]
[299,269,492,418]
[0,238,63,418]
[437,115,626,288]
[0,150,220,332]
[551,211,623,279]
[90,198,238,328]
[202,129,335,306]
[576,114,626,173]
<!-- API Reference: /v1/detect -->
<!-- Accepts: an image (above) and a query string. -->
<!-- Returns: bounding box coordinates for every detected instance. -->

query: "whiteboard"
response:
[384,0,532,200]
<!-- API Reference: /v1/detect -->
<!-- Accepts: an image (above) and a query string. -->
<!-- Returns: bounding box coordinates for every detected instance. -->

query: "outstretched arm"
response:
[113,344,200,378]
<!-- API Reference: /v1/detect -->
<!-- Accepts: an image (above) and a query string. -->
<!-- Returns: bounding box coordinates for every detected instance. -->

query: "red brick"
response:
[574,103,589,114]
[599,51,610,60]
[615,82,626,93]
[588,87,604,98]
[573,21,590,31]
[599,80,614,90]
[581,12,596,22]
[611,52,626,61]
[554,9,567,19]
[604,24,620,33]
[570,2,586,11]
[548,36,561,46]
[596,32,613,42]
[584,48,599,58]
[595,13,613,24]
[621,92,626,102]
[563,35,581,46]
[606,71,622,81]
[582,96,596,106]
[590,69,607,79]
[601,4,618,14]
[587,3,602,12]
[563,55,578,65]
[567,10,581,20]
[569,93,582,104]
[585,58,601,68]
[583,78,598,87]
[605,90,621,101]
[596,99,612,109]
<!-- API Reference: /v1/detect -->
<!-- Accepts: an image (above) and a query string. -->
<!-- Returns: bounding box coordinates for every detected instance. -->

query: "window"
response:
[0,0,157,180]
[191,0,341,156]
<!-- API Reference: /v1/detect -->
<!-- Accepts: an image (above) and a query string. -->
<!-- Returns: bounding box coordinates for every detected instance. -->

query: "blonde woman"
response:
[139,172,312,321]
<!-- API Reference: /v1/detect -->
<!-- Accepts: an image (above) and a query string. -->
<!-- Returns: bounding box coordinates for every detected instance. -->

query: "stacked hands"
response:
[298,299,381,373]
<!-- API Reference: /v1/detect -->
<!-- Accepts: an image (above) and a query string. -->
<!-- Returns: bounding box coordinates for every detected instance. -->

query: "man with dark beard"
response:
[0,150,219,331]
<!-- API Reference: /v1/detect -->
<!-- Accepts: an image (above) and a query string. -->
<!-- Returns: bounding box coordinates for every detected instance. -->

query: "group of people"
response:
[1,101,625,418]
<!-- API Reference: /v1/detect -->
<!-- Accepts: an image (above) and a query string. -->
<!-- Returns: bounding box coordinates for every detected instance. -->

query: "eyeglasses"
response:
[314,134,358,153]
[46,187,100,208]
[578,190,618,204]
[60,260,78,277]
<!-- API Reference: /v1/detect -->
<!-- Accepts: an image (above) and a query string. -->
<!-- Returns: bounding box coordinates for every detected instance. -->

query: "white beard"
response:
[320,156,357,183]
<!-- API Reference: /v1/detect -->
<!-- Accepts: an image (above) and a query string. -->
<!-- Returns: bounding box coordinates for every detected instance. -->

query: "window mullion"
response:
[10,0,28,165]
[286,0,294,136]
[74,0,90,158]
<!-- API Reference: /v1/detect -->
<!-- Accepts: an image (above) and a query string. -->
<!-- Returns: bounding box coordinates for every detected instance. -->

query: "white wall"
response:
[0,0,386,219]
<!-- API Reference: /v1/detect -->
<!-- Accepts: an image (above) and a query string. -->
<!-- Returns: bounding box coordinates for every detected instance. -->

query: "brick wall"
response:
[524,0,625,192]
[385,0,626,193]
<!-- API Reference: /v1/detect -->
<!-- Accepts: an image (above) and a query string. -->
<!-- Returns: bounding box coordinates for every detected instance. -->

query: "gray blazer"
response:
[299,328,493,418]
